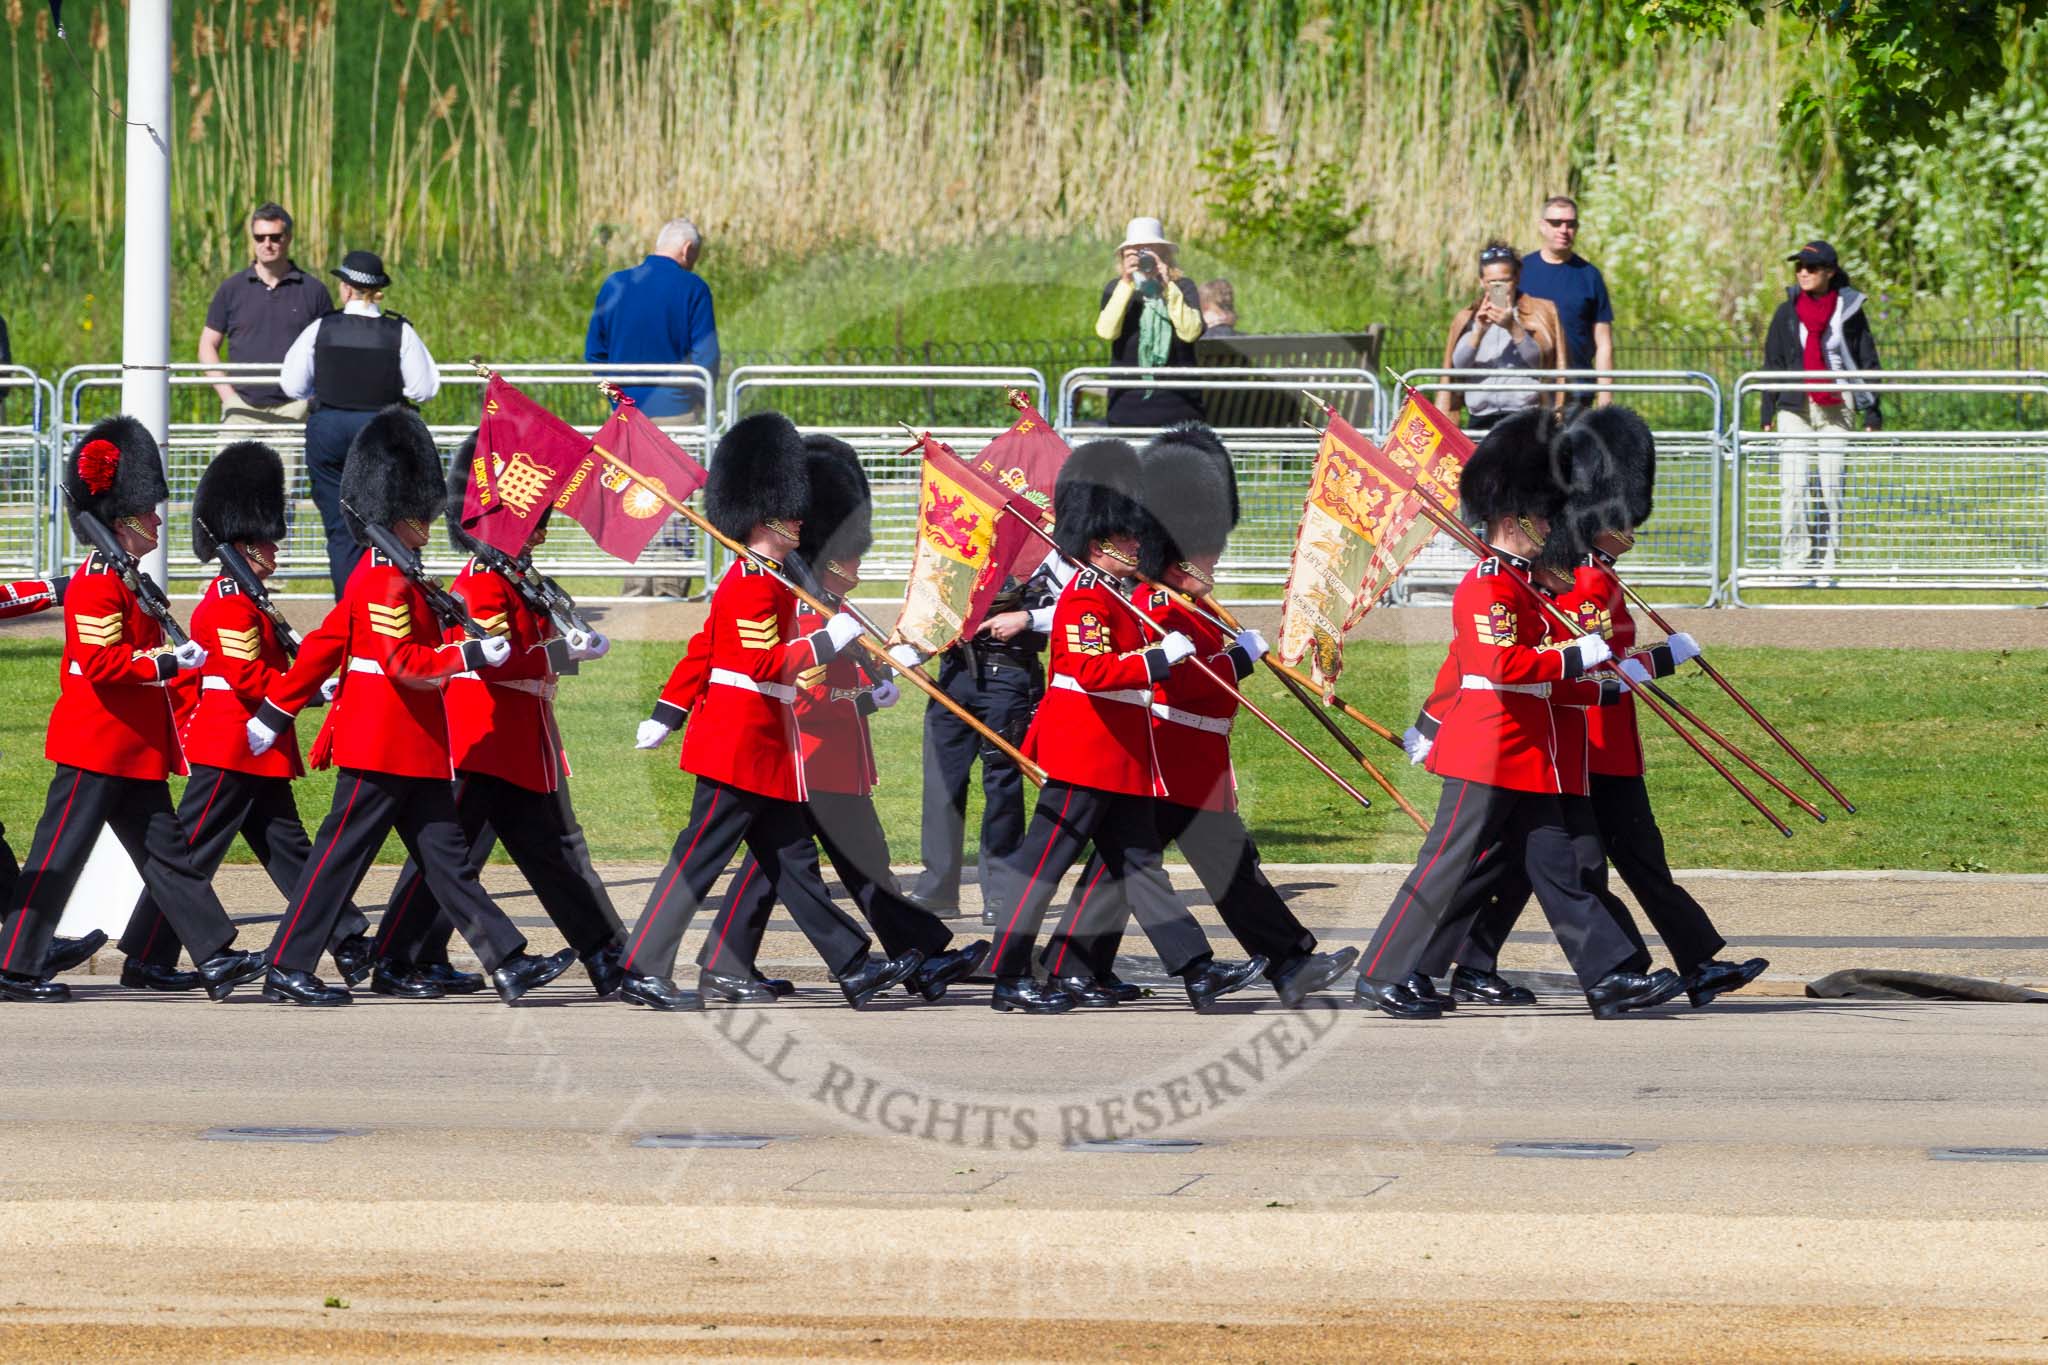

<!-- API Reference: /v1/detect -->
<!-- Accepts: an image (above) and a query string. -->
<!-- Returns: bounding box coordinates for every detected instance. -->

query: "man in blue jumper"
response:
[585,217,721,595]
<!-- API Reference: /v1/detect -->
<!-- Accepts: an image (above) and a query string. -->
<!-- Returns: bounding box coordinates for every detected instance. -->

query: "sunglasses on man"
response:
[1543,217,1578,230]
[252,231,289,244]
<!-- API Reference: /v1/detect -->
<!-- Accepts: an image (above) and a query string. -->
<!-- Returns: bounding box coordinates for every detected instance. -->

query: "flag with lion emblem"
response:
[888,435,1029,657]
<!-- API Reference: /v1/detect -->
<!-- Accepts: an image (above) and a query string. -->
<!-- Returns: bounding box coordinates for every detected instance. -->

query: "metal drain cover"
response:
[1496,1141,1636,1159]
[201,1126,361,1144]
[635,1133,779,1149]
[1929,1146,2048,1163]
[1065,1138,1204,1154]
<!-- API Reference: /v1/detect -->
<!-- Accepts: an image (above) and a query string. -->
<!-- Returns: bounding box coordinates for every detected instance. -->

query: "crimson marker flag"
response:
[463,373,590,553]
[556,398,710,563]
[966,391,1068,529]
[888,436,1028,656]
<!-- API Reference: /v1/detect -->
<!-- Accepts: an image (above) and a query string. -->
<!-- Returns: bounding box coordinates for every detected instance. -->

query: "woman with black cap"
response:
[277,249,442,598]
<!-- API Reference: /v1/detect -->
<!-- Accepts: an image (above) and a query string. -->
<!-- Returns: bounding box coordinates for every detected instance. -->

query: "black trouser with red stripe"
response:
[373,772,626,968]
[1358,777,1642,991]
[1429,774,1722,976]
[621,776,872,982]
[0,824,19,909]
[1039,800,1316,983]
[985,780,1212,981]
[698,790,952,978]
[268,768,528,976]
[0,766,240,978]
[119,766,370,969]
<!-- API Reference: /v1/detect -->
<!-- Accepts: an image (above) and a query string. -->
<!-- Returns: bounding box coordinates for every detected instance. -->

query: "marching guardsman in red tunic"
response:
[1415,408,1767,1009]
[0,417,267,1002]
[118,441,376,991]
[367,435,628,999]
[621,412,925,1012]
[985,438,1266,1015]
[245,406,577,1006]
[692,435,988,1003]
[1038,428,1359,1008]
[1353,407,1684,1020]
[1,575,64,907]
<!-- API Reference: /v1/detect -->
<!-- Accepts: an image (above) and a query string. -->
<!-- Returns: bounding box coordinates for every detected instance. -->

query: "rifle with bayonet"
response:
[341,500,489,639]
[463,538,600,673]
[199,517,301,659]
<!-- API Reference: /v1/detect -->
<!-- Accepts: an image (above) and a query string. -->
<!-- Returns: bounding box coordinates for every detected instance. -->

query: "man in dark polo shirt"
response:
[278,250,442,596]
[198,203,335,424]
[1519,194,1615,406]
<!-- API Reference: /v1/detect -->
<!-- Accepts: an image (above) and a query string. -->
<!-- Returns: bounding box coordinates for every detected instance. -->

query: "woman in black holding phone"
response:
[1096,217,1207,427]
[1439,239,1565,429]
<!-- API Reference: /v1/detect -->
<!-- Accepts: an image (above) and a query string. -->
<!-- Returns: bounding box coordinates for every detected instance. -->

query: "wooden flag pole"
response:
[593,388,1048,785]
[1264,661,1402,746]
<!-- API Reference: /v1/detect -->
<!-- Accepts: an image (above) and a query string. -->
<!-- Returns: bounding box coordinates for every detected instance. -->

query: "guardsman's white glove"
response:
[888,642,924,670]
[246,716,280,757]
[1233,628,1269,663]
[823,611,866,654]
[578,631,611,661]
[635,719,672,749]
[320,677,343,703]
[1619,656,1652,687]
[1159,631,1197,664]
[1668,632,1702,666]
[173,639,208,672]
[869,679,901,709]
[1402,726,1432,766]
[1566,633,1612,674]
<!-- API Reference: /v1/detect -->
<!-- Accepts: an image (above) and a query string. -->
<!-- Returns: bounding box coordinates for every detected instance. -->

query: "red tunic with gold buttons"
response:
[0,578,59,620]
[1131,584,1254,813]
[1558,554,1653,779]
[262,550,474,780]
[45,554,184,781]
[1020,567,1173,797]
[1424,554,1595,794]
[440,562,568,794]
[180,576,303,778]
[787,599,882,797]
[671,558,835,803]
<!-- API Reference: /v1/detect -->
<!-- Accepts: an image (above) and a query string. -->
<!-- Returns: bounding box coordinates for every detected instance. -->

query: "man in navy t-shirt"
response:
[585,218,720,419]
[1518,195,1613,404]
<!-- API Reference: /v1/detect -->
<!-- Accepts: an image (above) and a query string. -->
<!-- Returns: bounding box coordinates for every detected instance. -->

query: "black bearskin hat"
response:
[1458,407,1568,534]
[340,404,445,546]
[192,440,287,563]
[1540,405,1658,569]
[1137,439,1236,581]
[705,411,809,543]
[1155,421,1238,528]
[1052,438,1144,562]
[795,434,874,574]
[64,415,167,534]
[444,431,482,554]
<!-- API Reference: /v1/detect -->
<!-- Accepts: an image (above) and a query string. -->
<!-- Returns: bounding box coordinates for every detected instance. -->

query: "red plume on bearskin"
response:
[78,440,120,495]
[62,415,168,535]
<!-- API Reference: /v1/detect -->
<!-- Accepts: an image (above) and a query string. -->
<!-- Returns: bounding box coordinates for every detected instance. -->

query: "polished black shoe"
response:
[1102,974,1144,1003]
[909,940,989,1002]
[120,959,203,993]
[901,892,959,920]
[1184,956,1269,1012]
[1585,968,1687,1020]
[989,976,1077,1014]
[1450,965,1538,1005]
[755,973,796,998]
[0,971,70,1002]
[1354,977,1442,1020]
[45,930,108,976]
[1685,956,1769,1009]
[260,967,352,1006]
[329,934,375,987]
[1273,946,1360,1008]
[491,948,578,1005]
[618,972,703,1011]
[1052,973,1119,1008]
[583,944,626,998]
[198,949,268,1002]
[370,962,445,999]
[1403,971,1458,1011]
[838,949,925,1009]
[416,962,487,995]
[699,968,779,1003]
[979,908,1000,929]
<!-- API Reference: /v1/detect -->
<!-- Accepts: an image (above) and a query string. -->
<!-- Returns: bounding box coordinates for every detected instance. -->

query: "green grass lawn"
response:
[3,638,2043,874]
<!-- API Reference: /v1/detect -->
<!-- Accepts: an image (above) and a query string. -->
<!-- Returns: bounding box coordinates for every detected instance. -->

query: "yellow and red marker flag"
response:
[463,372,593,553]
[1275,394,1476,695]
[888,435,1025,657]
[555,398,709,563]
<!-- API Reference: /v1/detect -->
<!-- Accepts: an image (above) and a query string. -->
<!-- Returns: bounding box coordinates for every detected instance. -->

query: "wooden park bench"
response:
[1192,327,1385,428]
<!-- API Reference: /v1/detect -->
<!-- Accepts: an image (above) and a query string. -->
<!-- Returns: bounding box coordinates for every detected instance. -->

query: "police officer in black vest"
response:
[905,547,1066,928]
[277,250,441,597]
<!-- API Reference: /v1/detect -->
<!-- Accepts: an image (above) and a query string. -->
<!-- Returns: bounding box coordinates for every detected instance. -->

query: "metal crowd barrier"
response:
[1,365,53,579]
[1058,367,1386,586]
[1390,370,1726,600]
[53,361,714,590]
[723,366,1050,584]
[1728,371,2048,602]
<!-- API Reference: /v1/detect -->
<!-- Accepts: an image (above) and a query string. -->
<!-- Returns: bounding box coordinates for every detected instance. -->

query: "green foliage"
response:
[1627,0,2048,148]
[1196,135,1363,256]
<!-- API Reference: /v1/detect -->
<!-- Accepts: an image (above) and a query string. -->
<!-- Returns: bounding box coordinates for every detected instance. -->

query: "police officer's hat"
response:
[1137,435,1235,581]
[1459,407,1569,534]
[332,250,392,290]
[340,404,445,545]
[63,414,168,536]
[704,411,810,543]
[192,440,287,563]
[1052,438,1144,562]
[795,434,873,577]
